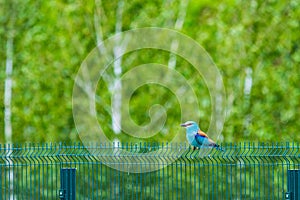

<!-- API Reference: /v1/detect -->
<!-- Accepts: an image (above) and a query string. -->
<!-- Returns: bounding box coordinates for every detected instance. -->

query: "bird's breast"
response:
[186,134,195,144]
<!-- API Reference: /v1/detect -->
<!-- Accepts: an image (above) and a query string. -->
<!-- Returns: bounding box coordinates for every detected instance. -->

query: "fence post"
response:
[59,168,76,200]
[286,170,300,200]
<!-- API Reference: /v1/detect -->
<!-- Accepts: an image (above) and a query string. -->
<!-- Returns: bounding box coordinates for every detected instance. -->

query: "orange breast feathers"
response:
[197,130,209,138]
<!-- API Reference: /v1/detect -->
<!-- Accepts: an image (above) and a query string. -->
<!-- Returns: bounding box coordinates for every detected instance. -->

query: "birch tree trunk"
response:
[93,0,188,134]
[168,0,189,69]
[5,33,14,200]
[243,67,253,135]
[4,0,15,197]
[111,0,125,134]
[94,0,125,134]
[4,38,13,143]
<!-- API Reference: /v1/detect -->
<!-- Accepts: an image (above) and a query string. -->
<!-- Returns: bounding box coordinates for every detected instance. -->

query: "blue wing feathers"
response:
[194,134,224,151]
[194,134,206,146]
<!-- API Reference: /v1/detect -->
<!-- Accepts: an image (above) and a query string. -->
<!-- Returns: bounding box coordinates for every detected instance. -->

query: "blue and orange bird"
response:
[181,121,223,151]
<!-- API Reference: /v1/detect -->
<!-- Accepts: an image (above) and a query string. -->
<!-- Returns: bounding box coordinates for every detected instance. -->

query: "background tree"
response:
[0,0,299,143]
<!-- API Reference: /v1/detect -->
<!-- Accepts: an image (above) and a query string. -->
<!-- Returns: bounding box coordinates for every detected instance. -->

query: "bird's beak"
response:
[180,123,187,127]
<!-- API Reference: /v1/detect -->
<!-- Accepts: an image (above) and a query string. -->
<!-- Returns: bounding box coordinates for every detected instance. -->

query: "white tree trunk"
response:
[243,67,253,135]
[244,67,253,97]
[5,37,14,200]
[168,0,189,69]
[94,0,105,50]
[93,0,188,134]
[111,0,125,134]
[4,38,13,143]
[94,0,124,134]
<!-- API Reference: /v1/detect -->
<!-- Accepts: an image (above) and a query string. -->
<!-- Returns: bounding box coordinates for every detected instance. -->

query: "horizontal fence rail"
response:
[0,142,299,199]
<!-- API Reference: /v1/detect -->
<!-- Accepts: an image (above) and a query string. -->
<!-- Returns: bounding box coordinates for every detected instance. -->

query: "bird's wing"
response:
[197,130,208,138]
[194,134,204,146]
[197,130,217,145]
[194,130,208,146]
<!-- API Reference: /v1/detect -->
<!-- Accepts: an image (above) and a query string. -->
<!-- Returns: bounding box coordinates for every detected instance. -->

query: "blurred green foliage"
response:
[0,0,299,143]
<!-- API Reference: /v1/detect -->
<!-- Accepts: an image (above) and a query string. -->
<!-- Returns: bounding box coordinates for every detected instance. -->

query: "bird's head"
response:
[180,121,199,133]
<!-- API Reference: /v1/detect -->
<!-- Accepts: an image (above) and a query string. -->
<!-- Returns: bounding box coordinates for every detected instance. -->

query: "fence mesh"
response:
[0,142,299,199]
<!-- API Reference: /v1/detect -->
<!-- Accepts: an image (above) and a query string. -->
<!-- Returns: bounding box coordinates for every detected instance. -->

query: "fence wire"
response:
[0,142,299,199]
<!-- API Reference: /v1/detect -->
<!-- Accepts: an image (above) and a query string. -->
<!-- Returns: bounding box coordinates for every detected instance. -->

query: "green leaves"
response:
[0,0,299,143]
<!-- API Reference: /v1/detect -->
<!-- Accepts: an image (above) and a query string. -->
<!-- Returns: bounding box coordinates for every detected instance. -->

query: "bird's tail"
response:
[212,144,225,152]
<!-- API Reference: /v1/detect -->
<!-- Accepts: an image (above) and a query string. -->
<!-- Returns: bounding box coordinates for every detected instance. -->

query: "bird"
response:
[181,121,224,151]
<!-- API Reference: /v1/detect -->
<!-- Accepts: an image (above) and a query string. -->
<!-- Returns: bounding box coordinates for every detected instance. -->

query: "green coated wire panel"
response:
[0,142,299,199]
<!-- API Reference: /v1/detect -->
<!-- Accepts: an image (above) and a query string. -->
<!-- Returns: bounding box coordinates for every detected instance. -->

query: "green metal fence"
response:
[0,142,299,199]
